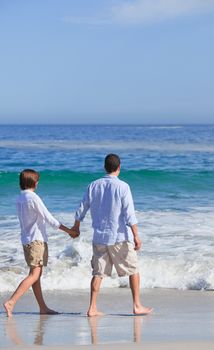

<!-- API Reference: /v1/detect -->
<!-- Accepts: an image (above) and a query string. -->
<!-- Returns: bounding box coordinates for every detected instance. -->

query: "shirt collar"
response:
[104,174,119,179]
[21,189,35,193]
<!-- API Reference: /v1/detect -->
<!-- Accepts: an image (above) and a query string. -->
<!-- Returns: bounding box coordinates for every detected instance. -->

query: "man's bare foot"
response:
[87,309,104,317]
[3,301,14,318]
[133,305,153,315]
[40,308,59,315]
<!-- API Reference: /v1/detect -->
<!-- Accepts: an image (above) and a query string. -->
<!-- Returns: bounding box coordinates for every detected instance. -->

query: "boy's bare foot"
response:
[3,301,14,318]
[40,308,59,315]
[133,305,153,315]
[87,309,104,317]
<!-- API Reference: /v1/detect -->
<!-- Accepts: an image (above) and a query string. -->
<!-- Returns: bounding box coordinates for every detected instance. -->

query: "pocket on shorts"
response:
[23,241,48,267]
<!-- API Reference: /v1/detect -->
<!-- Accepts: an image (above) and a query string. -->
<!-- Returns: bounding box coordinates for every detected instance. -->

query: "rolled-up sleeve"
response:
[75,187,90,221]
[122,185,138,227]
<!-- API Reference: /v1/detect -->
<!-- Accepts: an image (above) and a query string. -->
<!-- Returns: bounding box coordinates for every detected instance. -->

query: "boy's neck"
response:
[24,188,36,192]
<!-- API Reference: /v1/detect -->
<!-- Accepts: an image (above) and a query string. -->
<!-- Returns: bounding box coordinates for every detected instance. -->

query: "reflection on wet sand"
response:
[5,315,51,346]
[88,315,144,345]
[4,313,144,346]
[5,318,23,346]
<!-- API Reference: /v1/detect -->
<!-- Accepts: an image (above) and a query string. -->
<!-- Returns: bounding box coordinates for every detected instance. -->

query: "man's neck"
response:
[107,170,120,177]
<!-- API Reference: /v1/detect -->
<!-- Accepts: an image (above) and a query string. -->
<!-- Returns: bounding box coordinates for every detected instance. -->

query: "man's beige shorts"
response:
[23,240,48,268]
[91,241,139,277]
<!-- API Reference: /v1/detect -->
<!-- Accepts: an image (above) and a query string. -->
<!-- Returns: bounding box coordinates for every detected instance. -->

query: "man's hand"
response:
[131,224,141,250]
[134,235,142,250]
[70,220,80,237]
[69,228,80,239]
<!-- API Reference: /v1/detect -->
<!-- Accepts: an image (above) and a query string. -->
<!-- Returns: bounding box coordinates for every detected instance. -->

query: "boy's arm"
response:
[33,196,79,238]
[33,196,60,229]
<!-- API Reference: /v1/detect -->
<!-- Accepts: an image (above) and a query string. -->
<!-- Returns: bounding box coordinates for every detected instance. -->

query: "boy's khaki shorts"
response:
[23,240,48,268]
[91,241,139,277]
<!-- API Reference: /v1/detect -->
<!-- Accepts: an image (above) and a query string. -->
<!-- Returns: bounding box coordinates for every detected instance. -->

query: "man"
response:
[72,154,152,316]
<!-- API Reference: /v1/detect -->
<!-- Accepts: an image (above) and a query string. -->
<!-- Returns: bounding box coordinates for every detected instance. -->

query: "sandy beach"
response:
[1,288,214,349]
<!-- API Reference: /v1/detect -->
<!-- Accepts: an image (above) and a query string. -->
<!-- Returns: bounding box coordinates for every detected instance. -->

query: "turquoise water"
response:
[0,124,214,291]
[1,169,214,214]
[1,124,214,213]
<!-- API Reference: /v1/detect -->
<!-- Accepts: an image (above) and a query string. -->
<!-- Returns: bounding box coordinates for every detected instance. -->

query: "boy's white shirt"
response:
[16,190,60,245]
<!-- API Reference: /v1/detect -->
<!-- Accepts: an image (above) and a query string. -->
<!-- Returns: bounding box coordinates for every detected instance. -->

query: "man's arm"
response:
[71,187,90,234]
[122,185,141,250]
[122,185,138,226]
[131,224,141,250]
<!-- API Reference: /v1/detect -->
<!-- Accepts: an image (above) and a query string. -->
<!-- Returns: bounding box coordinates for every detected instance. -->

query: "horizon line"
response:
[0,122,214,126]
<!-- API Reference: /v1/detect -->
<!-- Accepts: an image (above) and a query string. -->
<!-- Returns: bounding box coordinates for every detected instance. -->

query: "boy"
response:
[4,169,79,317]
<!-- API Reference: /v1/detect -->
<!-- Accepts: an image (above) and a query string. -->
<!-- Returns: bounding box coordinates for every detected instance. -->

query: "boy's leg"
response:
[87,276,104,317]
[129,273,152,315]
[32,269,58,315]
[3,266,42,317]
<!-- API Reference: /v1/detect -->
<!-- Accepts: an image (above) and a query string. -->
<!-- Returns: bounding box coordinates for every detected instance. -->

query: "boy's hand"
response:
[69,229,80,239]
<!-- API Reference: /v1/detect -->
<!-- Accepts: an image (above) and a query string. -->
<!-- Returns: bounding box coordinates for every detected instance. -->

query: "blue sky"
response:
[0,0,214,124]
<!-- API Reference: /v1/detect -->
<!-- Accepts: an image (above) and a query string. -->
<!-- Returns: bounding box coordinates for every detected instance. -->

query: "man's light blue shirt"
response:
[75,175,138,245]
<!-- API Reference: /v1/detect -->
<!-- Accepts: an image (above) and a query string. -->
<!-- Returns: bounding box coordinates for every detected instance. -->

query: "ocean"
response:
[0,124,214,292]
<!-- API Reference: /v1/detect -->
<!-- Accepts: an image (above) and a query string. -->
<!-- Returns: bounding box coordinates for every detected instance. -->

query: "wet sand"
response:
[0,288,214,349]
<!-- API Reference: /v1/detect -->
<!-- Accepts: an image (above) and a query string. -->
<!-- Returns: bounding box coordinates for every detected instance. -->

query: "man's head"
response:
[19,169,40,190]
[104,154,121,174]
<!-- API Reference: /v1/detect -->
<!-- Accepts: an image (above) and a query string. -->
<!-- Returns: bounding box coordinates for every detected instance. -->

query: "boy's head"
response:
[104,154,121,174]
[19,169,40,190]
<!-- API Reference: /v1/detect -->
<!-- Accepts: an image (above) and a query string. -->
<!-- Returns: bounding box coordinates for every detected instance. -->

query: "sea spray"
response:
[1,210,214,292]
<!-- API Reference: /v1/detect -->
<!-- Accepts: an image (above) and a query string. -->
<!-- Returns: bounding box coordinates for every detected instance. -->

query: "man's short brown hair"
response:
[104,154,121,174]
[19,169,40,190]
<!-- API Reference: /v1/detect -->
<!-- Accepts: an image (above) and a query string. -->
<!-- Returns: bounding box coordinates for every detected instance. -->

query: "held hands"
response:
[59,224,80,238]
[69,222,80,239]
[69,220,80,239]
[69,228,80,239]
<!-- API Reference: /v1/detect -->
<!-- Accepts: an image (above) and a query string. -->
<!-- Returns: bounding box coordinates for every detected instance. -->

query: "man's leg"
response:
[32,268,58,314]
[88,244,112,317]
[87,313,102,344]
[87,276,104,317]
[4,266,42,317]
[129,273,152,315]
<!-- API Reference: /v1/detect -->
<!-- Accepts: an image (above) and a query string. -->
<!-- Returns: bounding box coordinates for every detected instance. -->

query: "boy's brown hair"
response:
[19,169,40,190]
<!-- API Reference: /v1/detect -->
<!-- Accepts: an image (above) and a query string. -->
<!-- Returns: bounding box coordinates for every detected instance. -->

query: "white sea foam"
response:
[148,126,183,129]
[1,140,214,153]
[1,209,214,292]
